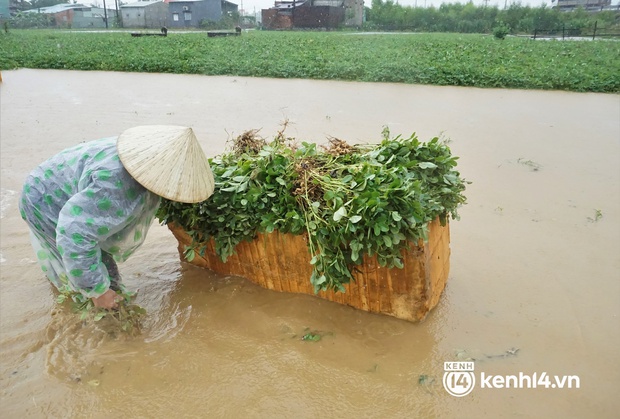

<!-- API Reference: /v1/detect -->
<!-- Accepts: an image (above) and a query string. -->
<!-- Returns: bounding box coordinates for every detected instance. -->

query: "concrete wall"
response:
[294,5,343,28]
[168,0,222,28]
[145,2,169,28]
[48,9,111,29]
[261,8,292,29]
[262,1,363,29]
[310,0,363,27]
[123,7,147,28]
[343,0,363,27]
[72,8,116,29]
[122,3,168,29]
[0,0,10,20]
[53,10,75,27]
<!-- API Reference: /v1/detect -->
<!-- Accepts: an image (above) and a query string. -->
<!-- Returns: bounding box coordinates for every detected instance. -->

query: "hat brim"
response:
[117,125,215,203]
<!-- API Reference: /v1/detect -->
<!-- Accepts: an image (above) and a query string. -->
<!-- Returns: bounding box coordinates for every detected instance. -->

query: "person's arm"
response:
[55,181,148,304]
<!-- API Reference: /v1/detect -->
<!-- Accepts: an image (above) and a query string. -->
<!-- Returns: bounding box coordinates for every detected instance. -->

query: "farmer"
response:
[19,125,215,309]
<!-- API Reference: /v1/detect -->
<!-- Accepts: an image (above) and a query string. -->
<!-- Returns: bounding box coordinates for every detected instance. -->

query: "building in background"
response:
[22,3,117,28]
[0,0,10,21]
[121,0,168,28]
[261,0,363,30]
[167,0,237,28]
[553,0,612,10]
[222,0,238,15]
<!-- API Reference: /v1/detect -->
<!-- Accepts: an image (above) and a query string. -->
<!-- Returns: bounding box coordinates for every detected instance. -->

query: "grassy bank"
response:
[1,30,618,92]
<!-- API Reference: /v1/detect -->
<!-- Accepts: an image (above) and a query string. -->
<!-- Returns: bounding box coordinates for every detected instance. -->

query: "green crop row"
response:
[1,30,618,92]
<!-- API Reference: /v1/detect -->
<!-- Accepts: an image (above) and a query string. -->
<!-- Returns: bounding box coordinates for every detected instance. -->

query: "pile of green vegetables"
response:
[156,128,468,293]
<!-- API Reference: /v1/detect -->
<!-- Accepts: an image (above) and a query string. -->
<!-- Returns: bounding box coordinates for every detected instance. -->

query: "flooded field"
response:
[1,69,619,418]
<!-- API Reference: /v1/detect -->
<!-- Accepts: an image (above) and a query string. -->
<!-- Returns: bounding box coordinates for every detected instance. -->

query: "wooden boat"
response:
[167,218,450,322]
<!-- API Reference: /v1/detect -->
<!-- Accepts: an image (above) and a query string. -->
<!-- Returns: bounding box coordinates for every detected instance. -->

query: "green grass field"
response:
[1,30,618,92]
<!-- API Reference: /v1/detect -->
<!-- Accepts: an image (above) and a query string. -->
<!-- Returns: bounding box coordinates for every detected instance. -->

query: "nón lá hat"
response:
[117,125,215,203]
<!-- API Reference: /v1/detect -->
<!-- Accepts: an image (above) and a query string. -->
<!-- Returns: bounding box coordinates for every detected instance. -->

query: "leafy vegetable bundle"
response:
[156,128,467,293]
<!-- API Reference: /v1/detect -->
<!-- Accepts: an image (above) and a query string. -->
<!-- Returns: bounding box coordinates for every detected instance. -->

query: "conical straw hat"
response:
[117,125,215,203]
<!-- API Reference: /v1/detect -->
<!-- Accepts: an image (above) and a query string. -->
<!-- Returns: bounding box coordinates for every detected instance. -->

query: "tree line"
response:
[5,0,620,35]
[364,0,620,34]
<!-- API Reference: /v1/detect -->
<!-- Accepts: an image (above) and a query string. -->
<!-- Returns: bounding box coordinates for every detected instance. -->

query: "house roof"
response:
[313,0,344,5]
[121,0,164,8]
[273,1,307,9]
[166,0,237,3]
[23,3,89,14]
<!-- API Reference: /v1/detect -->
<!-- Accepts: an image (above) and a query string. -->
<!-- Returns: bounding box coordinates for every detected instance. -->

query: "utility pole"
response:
[115,0,121,27]
[102,0,108,28]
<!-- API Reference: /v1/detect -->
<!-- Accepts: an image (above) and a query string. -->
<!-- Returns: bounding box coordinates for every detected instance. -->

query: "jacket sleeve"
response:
[55,178,150,299]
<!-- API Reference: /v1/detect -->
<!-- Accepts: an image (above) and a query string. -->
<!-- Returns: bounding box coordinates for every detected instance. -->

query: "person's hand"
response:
[91,289,119,309]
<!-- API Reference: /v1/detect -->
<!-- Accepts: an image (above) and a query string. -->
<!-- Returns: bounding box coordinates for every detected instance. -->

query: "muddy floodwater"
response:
[1,69,619,418]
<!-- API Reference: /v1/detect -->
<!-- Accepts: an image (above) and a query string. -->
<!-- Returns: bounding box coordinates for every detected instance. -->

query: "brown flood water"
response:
[1,69,619,418]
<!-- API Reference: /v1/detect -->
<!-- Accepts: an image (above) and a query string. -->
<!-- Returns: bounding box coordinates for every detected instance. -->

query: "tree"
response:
[365,1,619,35]
[10,0,33,13]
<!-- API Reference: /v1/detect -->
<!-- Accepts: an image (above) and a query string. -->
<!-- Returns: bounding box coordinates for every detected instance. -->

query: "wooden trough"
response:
[168,218,450,322]
[207,27,242,37]
[131,27,168,37]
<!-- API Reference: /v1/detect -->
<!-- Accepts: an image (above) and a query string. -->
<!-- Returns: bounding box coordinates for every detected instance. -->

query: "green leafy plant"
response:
[300,327,331,341]
[587,209,603,223]
[493,22,511,40]
[517,157,542,172]
[301,332,322,342]
[157,128,468,294]
[56,289,146,335]
[1,31,618,93]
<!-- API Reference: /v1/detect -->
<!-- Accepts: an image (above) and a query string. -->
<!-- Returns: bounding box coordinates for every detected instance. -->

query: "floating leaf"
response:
[418,375,435,385]
[302,332,322,342]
